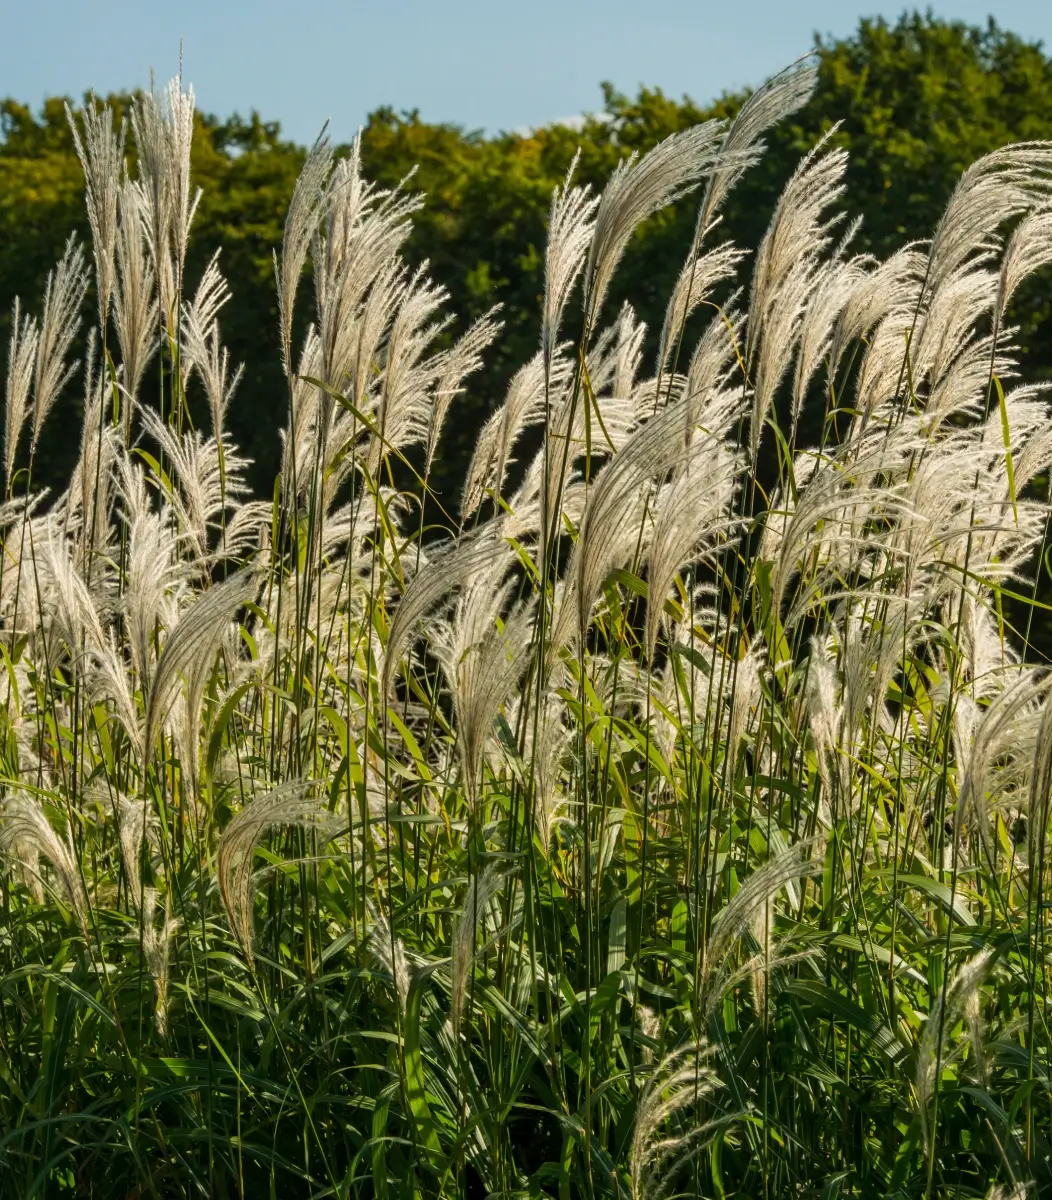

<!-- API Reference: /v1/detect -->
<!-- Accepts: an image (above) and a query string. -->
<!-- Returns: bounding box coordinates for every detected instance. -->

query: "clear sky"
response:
[3,1,1051,145]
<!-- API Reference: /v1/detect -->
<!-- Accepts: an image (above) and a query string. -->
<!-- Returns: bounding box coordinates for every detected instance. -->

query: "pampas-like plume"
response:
[911,262,1000,398]
[986,1186,1028,1200]
[41,513,137,729]
[583,121,727,334]
[630,1040,721,1200]
[643,444,739,660]
[113,178,158,430]
[432,575,533,799]
[367,266,452,468]
[462,350,571,519]
[927,143,1052,298]
[791,246,869,433]
[955,672,1047,842]
[187,322,243,444]
[916,947,996,1152]
[4,299,38,490]
[573,385,743,638]
[635,1004,661,1065]
[36,521,139,739]
[963,984,988,1086]
[699,837,823,1016]
[182,265,243,441]
[381,528,512,697]
[72,334,119,563]
[614,303,649,402]
[277,133,334,378]
[141,886,180,1036]
[828,244,925,384]
[657,242,745,374]
[313,256,402,469]
[426,309,502,472]
[805,635,844,804]
[131,78,200,319]
[66,97,125,330]
[761,438,912,627]
[39,522,108,655]
[118,465,185,687]
[751,254,818,455]
[514,318,647,523]
[164,77,200,294]
[747,135,847,457]
[370,912,411,1013]
[522,691,574,845]
[726,641,764,768]
[138,408,249,563]
[449,865,507,1038]
[542,153,599,366]
[748,133,847,348]
[746,900,775,1016]
[130,90,173,320]
[314,142,423,405]
[144,567,257,757]
[692,57,817,244]
[118,795,160,910]
[680,306,745,411]
[217,781,339,965]
[0,794,89,936]
[182,251,231,367]
[997,204,1052,322]
[31,238,89,453]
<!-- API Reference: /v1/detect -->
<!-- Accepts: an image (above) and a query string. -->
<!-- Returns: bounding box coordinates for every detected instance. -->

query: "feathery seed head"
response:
[66,96,126,329]
[216,781,339,966]
[4,299,39,490]
[32,238,90,452]
[583,121,727,335]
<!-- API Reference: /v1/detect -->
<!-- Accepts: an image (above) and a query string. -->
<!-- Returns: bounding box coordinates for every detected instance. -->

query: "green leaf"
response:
[403,969,442,1159]
[994,373,1018,523]
[607,898,627,976]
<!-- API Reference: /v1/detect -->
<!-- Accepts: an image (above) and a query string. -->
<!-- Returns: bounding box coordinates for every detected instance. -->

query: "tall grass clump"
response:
[3,61,1052,1198]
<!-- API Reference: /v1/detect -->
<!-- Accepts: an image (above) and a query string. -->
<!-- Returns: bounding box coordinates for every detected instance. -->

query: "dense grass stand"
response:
[2,61,1052,1199]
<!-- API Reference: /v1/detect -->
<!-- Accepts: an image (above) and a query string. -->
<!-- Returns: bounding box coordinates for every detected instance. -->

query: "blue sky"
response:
[3,1,1051,145]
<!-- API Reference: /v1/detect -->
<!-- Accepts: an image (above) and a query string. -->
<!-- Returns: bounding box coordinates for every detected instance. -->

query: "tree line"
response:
[4,11,1052,508]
